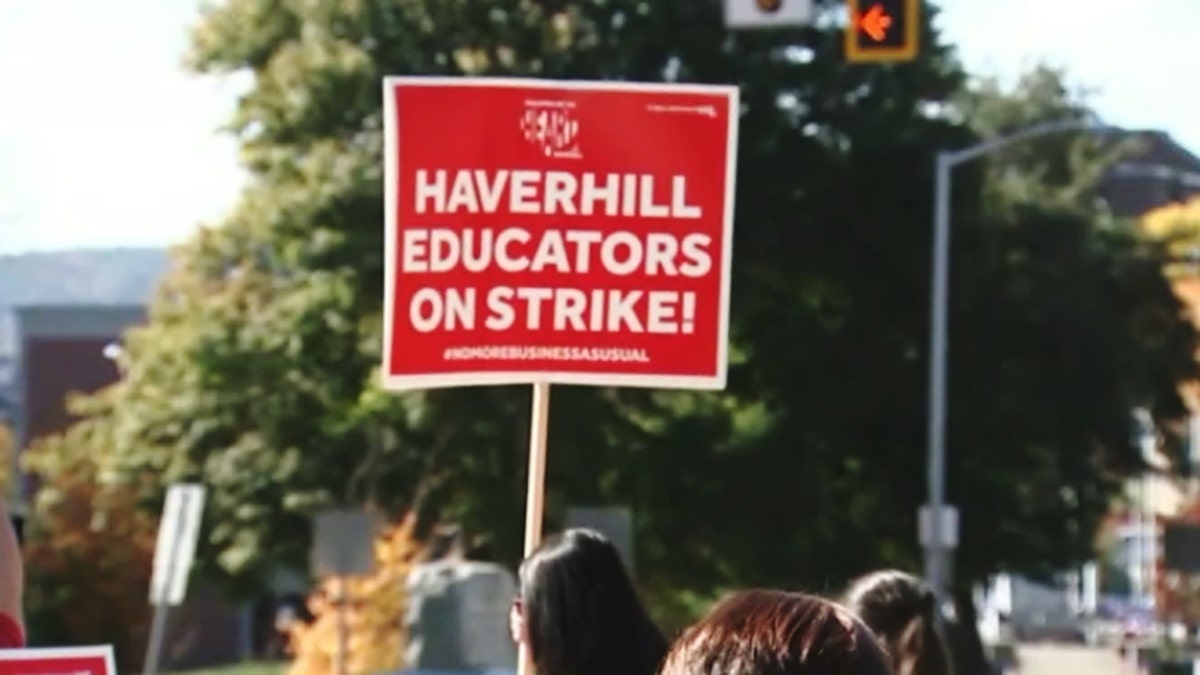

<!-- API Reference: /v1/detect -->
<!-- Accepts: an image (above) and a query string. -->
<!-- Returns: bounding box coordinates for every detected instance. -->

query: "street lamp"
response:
[102,342,123,362]
[924,118,1122,599]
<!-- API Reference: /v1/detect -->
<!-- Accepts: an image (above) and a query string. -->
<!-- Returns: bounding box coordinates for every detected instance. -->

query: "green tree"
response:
[944,67,1196,582]
[1142,194,1200,275]
[955,65,1136,210]
[51,0,1194,644]
[158,0,974,594]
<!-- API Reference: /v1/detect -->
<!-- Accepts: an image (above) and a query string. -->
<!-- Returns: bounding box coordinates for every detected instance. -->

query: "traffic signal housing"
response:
[845,0,920,63]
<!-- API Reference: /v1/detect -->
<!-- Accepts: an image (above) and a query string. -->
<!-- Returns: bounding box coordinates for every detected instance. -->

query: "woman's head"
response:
[659,589,892,675]
[511,529,666,675]
[841,570,953,675]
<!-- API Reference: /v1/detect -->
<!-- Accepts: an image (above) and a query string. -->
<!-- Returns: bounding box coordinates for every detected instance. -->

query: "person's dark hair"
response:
[841,570,953,675]
[659,589,892,675]
[518,528,667,675]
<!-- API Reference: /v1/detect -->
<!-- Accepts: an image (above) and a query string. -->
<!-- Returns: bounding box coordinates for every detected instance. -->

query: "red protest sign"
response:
[383,78,739,391]
[0,646,116,675]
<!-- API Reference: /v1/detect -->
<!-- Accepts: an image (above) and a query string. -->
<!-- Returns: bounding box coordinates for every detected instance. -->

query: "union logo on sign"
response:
[519,100,581,159]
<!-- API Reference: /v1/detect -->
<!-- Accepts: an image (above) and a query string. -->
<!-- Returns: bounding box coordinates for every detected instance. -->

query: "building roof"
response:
[1100,131,1200,219]
[12,304,146,340]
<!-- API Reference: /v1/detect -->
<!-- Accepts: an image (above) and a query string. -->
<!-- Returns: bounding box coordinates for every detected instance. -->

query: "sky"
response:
[0,0,1198,255]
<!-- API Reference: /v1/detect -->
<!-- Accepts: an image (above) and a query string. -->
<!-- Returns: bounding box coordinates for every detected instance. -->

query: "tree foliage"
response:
[287,514,422,675]
[938,68,1197,581]
[1142,195,1200,277]
[124,0,969,592]
[37,0,1196,626]
[955,65,1135,211]
[21,391,157,671]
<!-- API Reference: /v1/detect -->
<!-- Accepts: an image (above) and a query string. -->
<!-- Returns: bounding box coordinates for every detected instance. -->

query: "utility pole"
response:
[924,119,1121,598]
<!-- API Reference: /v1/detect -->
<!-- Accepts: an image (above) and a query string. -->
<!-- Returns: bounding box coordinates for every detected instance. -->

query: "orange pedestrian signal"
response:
[845,0,919,63]
[858,4,892,41]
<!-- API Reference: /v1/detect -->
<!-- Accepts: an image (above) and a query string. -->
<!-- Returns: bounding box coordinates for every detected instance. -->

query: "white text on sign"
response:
[414,169,703,218]
[404,169,711,336]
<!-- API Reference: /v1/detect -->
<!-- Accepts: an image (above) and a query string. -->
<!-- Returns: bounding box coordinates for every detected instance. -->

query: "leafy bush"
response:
[21,399,158,670]
[286,514,422,675]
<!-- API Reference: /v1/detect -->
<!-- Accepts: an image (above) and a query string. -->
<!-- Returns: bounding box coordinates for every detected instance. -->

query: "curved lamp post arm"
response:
[944,119,1122,168]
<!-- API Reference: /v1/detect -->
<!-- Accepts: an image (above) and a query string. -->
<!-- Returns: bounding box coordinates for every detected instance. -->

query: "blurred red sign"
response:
[0,646,115,675]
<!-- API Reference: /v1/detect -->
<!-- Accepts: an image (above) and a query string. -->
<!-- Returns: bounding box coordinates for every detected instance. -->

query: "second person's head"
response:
[660,589,893,675]
[841,570,953,675]
[511,528,667,675]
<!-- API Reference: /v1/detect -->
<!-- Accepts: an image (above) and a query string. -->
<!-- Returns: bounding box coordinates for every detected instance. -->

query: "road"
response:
[1014,644,1130,675]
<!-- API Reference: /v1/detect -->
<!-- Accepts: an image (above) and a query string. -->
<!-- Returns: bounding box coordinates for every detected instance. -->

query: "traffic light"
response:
[724,0,814,29]
[845,0,920,63]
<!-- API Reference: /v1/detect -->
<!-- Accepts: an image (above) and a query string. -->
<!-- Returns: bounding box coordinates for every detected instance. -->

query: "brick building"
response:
[10,305,143,499]
[9,304,250,670]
